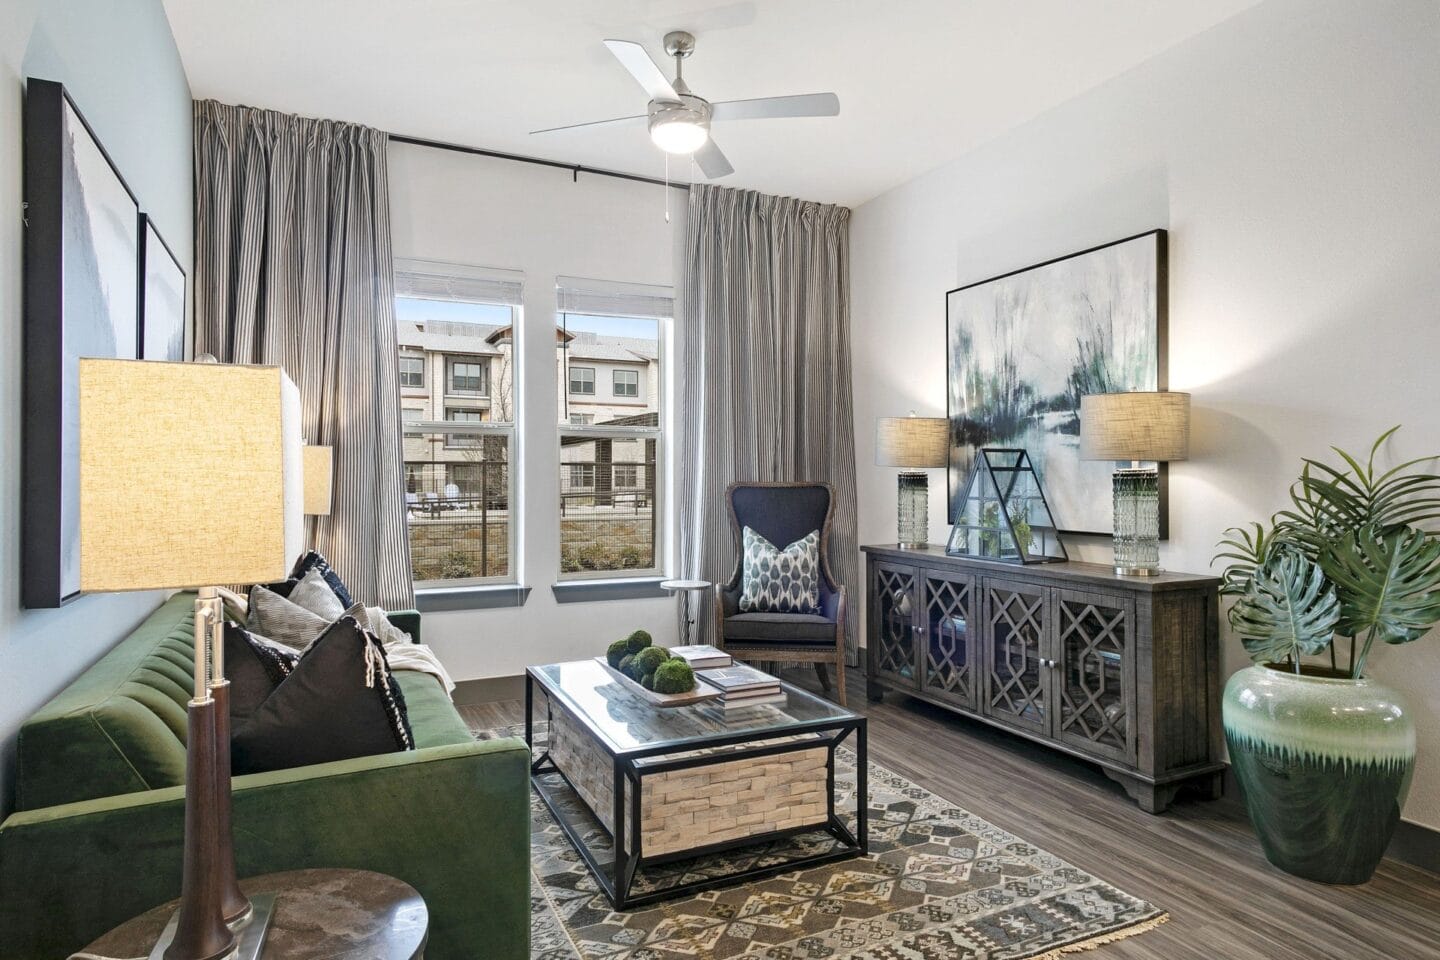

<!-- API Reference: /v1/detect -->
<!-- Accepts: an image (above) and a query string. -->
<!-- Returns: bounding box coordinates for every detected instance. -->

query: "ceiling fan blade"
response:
[603,39,678,102]
[531,114,646,136]
[710,93,840,121]
[694,139,734,179]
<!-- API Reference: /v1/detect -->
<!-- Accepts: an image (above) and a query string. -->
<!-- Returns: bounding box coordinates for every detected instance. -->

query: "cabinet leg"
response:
[1103,769,1180,814]
[866,679,884,702]
[1191,770,1225,802]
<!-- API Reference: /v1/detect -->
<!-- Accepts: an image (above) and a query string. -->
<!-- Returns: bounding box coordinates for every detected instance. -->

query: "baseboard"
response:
[452,674,525,705]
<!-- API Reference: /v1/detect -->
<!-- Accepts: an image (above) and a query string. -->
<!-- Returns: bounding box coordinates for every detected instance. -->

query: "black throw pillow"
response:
[223,622,299,725]
[231,615,413,776]
[266,550,354,608]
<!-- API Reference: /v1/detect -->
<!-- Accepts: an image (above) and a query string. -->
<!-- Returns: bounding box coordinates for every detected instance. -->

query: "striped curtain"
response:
[193,101,413,609]
[677,185,860,660]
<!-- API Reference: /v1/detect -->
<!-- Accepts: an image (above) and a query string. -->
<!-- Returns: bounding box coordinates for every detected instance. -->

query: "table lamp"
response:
[80,358,303,960]
[303,445,333,516]
[875,413,949,548]
[1079,391,1190,576]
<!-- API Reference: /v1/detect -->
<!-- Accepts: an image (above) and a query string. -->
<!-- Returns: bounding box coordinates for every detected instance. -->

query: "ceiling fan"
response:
[531,30,840,179]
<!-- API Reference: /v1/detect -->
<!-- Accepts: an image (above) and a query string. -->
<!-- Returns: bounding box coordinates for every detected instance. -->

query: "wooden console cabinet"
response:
[862,545,1224,813]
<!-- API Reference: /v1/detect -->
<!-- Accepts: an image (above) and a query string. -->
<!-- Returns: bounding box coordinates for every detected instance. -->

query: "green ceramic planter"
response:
[1223,665,1415,884]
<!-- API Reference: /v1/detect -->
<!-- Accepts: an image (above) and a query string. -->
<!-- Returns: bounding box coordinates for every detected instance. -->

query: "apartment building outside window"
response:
[395,259,520,587]
[557,276,670,580]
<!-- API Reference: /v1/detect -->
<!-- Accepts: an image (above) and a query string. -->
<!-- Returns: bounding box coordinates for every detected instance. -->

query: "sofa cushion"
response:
[224,622,300,725]
[231,615,414,775]
[722,611,837,644]
[247,582,330,649]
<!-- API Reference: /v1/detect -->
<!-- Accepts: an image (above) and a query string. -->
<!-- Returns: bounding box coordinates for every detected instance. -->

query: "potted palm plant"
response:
[1214,427,1440,884]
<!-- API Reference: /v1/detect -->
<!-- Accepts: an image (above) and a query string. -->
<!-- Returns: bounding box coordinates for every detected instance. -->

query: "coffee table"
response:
[526,659,867,910]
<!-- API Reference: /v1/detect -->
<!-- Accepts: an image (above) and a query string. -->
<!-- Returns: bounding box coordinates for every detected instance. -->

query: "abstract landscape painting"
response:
[946,231,1165,535]
[140,215,186,361]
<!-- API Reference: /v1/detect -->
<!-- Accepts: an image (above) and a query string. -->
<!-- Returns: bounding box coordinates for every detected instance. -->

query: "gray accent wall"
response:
[0,0,191,815]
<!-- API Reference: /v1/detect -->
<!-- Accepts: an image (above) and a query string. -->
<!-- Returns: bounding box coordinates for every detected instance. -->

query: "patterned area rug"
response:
[480,725,1165,959]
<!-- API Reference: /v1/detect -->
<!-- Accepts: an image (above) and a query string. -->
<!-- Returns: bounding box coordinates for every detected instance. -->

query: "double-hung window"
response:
[556,276,671,579]
[394,258,521,587]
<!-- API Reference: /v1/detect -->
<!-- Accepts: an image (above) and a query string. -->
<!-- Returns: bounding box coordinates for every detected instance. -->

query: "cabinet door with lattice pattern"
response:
[870,561,919,688]
[1054,588,1137,765]
[920,570,976,710]
[981,579,1050,734]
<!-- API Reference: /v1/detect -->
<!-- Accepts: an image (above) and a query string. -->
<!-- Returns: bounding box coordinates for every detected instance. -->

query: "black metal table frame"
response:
[525,669,868,911]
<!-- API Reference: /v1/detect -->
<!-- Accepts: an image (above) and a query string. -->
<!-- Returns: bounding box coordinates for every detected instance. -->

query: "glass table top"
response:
[527,659,859,756]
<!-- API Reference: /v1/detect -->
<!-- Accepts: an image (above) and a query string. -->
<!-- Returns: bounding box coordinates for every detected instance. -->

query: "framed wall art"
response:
[138,212,187,361]
[946,230,1168,537]
[23,78,141,607]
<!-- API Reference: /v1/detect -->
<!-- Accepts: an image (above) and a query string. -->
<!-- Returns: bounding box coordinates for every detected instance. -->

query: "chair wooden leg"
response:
[814,663,831,693]
[834,654,847,706]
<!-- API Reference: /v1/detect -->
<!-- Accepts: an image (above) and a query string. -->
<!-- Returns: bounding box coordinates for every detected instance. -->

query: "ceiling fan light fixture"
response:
[647,97,711,154]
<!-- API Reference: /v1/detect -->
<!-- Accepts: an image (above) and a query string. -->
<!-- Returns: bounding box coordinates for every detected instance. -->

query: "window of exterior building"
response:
[399,355,424,388]
[569,366,595,395]
[613,368,640,398]
[395,259,519,587]
[557,296,667,579]
[448,358,488,396]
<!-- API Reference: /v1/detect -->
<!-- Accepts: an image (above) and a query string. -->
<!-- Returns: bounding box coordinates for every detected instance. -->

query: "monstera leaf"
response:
[1227,548,1340,665]
[1322,525,1440,648]
[1215,522,1277,597]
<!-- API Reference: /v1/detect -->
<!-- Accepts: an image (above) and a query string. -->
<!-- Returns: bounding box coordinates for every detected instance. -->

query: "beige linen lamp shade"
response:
[78,358,304,591]
[1079,392,1191,462]
[302,445,334,516]
[876,416,949,468]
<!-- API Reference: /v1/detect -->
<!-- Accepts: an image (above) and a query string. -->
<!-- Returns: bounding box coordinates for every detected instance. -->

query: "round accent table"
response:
[75,869,428,960]
[660,579,712,645]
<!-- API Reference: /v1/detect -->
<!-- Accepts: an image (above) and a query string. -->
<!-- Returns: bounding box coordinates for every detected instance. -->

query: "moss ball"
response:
[633,646,669,677]
[653,659,695,695]
[641,672,656,690]
[617,653,635,676]
[606,638,631,669]
[625,629,653,653]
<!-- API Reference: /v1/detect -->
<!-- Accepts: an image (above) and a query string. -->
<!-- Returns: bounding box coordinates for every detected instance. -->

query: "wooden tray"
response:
[593,657,723,707]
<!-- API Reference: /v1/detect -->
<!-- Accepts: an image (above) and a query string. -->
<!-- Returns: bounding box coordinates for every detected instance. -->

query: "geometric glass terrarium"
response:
[946,448,1068,565]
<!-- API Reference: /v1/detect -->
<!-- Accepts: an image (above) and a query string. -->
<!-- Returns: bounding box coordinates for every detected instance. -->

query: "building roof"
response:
[397,320,502,356]
[564,330,658,363]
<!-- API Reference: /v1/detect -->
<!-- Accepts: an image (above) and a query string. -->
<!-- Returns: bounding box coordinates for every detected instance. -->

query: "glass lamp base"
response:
[897,472,929,548]
[1111,468,1160,576]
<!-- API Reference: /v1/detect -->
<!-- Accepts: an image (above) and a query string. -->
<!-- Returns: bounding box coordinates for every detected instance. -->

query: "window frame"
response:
[394,267,520,591]
[447,357,488,396]
[569,365,596,395]
[612,368,640,399]
[557,310,666,583]
[399,354,425,389]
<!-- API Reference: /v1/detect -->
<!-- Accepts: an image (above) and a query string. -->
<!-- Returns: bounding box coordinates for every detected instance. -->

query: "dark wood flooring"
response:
[460,667,1440,960]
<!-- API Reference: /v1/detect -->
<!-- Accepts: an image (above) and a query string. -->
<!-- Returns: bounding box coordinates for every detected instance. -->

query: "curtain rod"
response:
[387,133,691,191]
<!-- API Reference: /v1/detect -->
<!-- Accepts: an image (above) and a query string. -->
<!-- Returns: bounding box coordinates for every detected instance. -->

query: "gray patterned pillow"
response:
[247,582,330,650]
[739,527,821,614]
[287,567,346,621]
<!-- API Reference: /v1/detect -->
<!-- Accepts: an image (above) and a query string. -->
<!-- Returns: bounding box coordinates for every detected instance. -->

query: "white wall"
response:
[388,144,686,679]
[0,0,192,814]
[851,0,1440,829]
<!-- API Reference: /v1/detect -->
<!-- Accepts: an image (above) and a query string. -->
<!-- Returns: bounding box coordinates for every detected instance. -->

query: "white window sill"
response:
[415,583,531,612]
[550,578,669,604]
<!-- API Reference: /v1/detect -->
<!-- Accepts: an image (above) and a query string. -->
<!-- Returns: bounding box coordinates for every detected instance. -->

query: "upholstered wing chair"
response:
[714,481,847,705]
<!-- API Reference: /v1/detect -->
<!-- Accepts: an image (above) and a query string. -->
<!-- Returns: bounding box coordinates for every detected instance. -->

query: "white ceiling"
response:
[162,0,1259,207]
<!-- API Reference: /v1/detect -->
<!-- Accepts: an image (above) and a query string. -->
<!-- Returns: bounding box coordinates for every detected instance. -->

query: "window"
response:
[613,369,640,398]
[396,258,520,587]
[399,356,424,388]
[568,464,595,488]
[444,407,484,447]
[448,358,488,395]
[557,284,668,579]
[569,366,595,395]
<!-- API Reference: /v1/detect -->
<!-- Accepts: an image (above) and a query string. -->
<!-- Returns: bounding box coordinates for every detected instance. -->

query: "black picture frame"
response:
[23,78,141,608]
[138,212,187,361]
[945,229,1169,539]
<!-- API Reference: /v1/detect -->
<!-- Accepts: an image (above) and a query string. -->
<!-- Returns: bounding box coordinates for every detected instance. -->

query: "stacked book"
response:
[668,644,733,670]
[697,662,785,709]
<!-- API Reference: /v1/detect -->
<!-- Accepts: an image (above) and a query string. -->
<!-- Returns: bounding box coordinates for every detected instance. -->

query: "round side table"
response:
[75,868,427,960]
[660,579,712,645]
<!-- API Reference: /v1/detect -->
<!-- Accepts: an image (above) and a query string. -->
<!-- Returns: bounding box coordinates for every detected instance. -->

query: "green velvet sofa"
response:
[0,592,531,960]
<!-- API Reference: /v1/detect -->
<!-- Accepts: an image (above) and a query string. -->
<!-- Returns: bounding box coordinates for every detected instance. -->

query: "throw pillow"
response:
[287,567,347,621]
[231,615,414,775]
[739,527,821,614]
[247,582,330,650]
[284,550,354,607]
[222,622,300,724]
